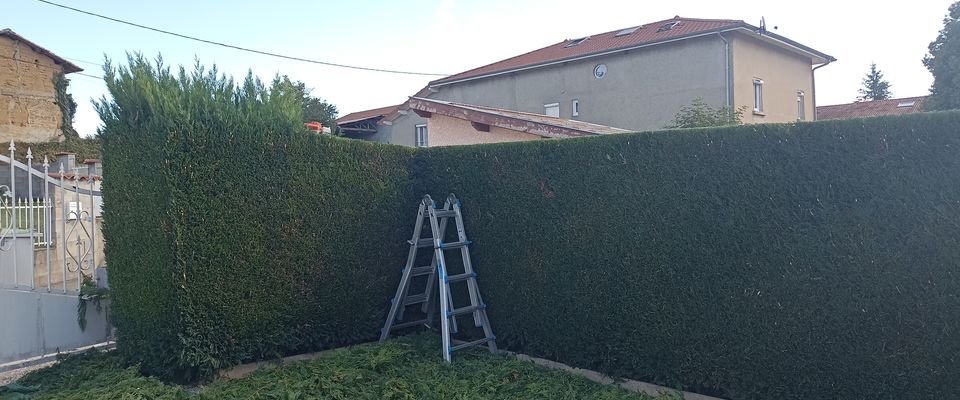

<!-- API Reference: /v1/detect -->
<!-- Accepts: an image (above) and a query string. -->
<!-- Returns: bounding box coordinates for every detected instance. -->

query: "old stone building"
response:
[0,29,82,143]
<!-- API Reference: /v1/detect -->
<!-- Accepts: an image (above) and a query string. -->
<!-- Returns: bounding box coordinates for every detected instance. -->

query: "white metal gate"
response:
[0,142,104,292]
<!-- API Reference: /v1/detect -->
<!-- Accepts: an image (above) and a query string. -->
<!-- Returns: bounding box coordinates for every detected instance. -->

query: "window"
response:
[544,103,560,118]
[753,79,764,113]
[657,21,680,32]
[615,26,641,37]
[415,124,428,147]
[565,37,588,48]
[571,99,580,117]
[797,90,806,121]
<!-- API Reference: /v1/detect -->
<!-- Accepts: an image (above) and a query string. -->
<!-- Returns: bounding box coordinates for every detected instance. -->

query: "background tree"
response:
[665,97,745,129]
[858,63,892,101]
[281,76,339,129]
[924,1,960,110]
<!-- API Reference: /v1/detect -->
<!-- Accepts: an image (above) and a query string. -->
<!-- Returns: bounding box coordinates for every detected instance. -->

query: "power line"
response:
[34,0,450,77]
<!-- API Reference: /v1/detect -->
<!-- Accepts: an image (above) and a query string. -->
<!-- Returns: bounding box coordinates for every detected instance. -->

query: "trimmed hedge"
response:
[416,112,960,399]
[101,58,960,397]
[100,57,414,380]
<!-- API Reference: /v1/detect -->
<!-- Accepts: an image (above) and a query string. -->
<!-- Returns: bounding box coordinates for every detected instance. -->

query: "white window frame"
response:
[544,103,560,118]
[753,79,764,114]
[415,124,428,148]
[571,99,580,117]
[797,90,806,121]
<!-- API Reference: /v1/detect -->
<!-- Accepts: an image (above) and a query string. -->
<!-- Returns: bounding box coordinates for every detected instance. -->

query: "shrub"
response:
[99,55,414,380]
[101,55,960,397]
[416,111,960,399]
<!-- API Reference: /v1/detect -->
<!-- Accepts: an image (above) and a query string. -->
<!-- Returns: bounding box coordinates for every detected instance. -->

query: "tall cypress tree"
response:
[858,63,892,101]
[924,1,960,110]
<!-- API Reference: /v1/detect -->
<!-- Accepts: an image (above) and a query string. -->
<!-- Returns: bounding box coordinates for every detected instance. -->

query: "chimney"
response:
[83,159,101,177]
[55,152,75,172]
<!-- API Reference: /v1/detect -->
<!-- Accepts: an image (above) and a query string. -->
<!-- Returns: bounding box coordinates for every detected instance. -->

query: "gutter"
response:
[717,32,733,108]
[811,60,833,120]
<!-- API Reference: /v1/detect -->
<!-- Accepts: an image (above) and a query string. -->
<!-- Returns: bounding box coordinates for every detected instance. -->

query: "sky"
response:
[3,0,955,137]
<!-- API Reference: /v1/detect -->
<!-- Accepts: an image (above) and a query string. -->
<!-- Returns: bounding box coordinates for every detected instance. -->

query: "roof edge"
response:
[429,21,834,87]
[0,29,83,74]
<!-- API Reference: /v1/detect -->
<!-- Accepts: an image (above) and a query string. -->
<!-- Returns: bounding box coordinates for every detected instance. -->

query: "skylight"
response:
[615,26,642,37]
[565,37,588,48]
[897,101,916,108]
[657,21,680,32]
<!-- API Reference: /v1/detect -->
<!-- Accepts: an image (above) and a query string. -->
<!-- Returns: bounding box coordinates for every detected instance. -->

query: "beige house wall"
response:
[426,114,543,147]
[0,36,66,143]
[730,32,815,124]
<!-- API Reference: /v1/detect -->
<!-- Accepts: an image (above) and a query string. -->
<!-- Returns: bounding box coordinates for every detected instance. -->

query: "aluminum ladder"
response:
[379,193,497,362]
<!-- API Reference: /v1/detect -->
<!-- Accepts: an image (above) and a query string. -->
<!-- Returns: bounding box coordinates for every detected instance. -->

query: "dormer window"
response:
[657,21,680,32]
[565,37,588,48]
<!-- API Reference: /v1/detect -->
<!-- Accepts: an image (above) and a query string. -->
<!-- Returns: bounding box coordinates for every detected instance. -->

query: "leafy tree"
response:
[925,1,960,110]
[666,97,745,129]
[280,76,339,129]
[858,63,892,101]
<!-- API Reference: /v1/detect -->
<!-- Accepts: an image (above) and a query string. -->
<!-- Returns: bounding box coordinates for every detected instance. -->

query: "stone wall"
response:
[0,36,65,143]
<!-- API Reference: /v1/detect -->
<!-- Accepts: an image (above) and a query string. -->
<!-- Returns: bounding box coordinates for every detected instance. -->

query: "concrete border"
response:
[0,340,115,373]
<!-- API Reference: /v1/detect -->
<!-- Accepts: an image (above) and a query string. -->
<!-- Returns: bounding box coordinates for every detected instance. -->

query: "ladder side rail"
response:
[395,211,427,322]
[380,202,428,342]
[451,197,484,327]
[428,202,454,363]
[420,198,453,316]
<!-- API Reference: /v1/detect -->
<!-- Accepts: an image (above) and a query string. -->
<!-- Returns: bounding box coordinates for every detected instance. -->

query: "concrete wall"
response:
[0,36,65,143]
[730,32,815,123]
[0,289,111,364]
[426,113,543,147]
[429,35,729,132]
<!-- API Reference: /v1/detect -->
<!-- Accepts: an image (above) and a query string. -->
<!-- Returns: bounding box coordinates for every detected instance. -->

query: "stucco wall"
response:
[0,36,65,143]
[0,289,111,364]
[426,114,542,147]
[384,113,428,147]
[429,35,729,132]
[730,32,815,124]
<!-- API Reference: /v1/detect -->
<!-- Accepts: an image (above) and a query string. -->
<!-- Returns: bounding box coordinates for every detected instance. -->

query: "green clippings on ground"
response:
[13,334,677,399]
[12,351,184,399]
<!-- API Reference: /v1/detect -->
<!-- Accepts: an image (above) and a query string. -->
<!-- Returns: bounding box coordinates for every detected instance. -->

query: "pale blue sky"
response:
[3,0,954,136]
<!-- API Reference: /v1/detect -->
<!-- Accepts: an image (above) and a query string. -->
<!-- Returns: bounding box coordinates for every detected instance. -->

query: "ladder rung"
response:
[447,304,485,318]
[410,266,434,276]
[389,319,429,330]
[433,210,457,218]
[450,337,495,352]
[445,272,476,283]
[403,294,427,305]
[407,238,434,248]
[438,240,470,249]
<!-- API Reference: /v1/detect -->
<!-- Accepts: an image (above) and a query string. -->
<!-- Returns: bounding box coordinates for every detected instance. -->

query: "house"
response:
[816,96,926,120]
[405,97,628,147]
[0,29,82,143]
[341,16,834,147]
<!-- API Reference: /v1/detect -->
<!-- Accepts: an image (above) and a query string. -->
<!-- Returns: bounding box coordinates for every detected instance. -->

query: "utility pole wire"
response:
[34,0,450,77]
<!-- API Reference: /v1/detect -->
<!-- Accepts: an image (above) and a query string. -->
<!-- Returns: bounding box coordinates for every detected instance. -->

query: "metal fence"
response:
[0,198,53,247]
[1,142,103,293]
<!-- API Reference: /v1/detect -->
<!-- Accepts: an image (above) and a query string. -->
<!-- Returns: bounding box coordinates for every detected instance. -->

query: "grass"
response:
[5,333,679,399]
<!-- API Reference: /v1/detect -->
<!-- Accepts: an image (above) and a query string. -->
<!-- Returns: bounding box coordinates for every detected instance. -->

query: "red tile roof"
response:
[336,104,401,125]
[431,16,833,86]
[0,29,82,74]
[816,96,926,120]
[408,97,630,138]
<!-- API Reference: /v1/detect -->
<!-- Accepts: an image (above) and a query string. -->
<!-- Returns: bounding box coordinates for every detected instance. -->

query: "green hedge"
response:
[100,57,414,380]
[101,57,960,397]
[416,112,960,399]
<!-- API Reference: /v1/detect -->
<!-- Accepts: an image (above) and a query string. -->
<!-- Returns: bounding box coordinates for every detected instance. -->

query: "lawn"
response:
[3,334,679,399]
